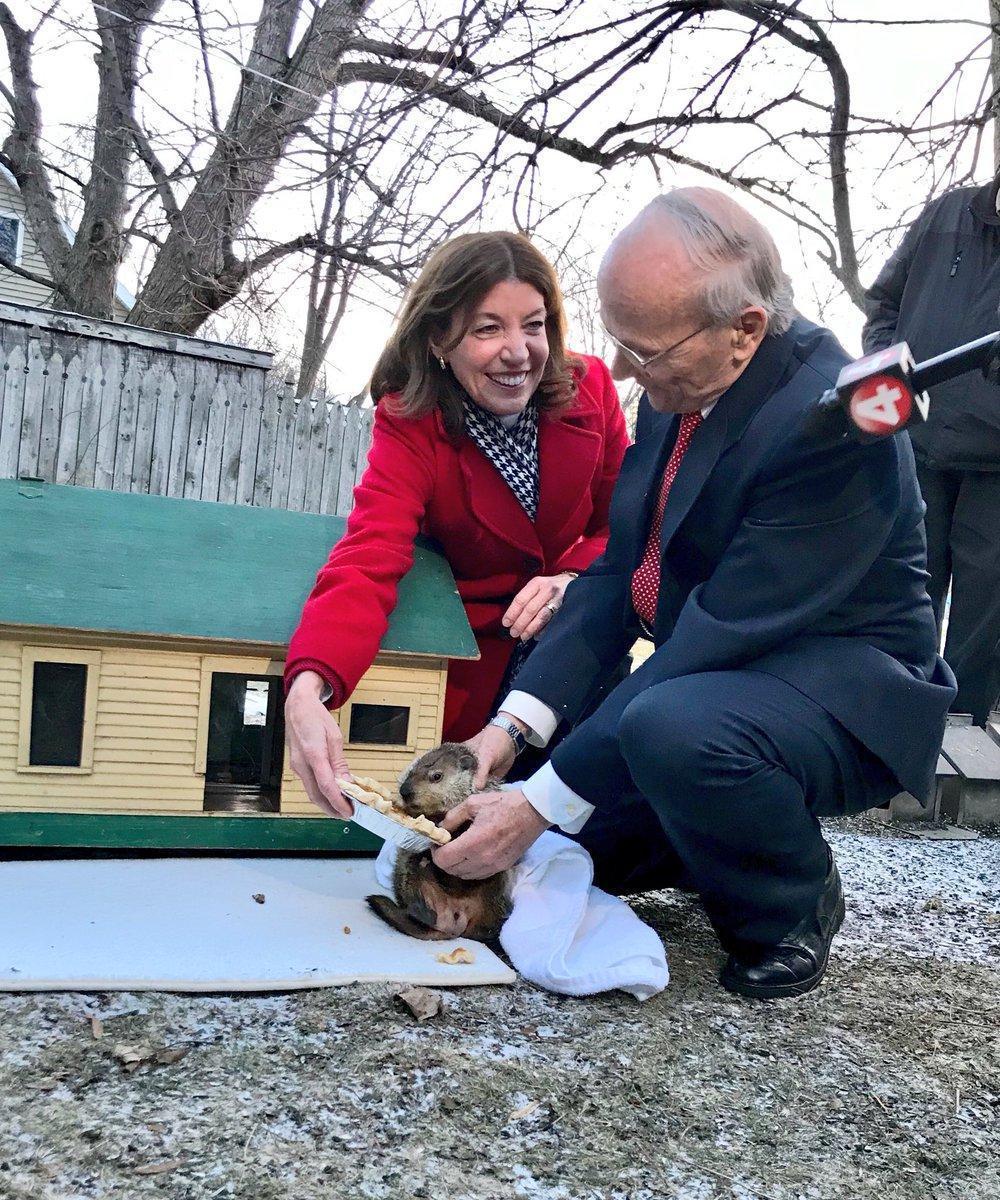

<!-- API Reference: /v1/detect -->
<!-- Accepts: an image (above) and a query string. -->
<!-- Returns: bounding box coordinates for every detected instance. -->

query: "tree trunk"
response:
[129,0,370,333]
[60,1,163,318]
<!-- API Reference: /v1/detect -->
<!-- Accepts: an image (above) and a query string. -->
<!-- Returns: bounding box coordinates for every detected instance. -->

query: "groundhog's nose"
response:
[399,780,413,801]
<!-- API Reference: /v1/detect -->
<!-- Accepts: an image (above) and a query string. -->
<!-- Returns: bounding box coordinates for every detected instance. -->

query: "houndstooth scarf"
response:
[463,398,540,521]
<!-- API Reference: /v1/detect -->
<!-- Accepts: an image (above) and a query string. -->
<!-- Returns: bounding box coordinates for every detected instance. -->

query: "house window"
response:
[30,661,87,765]
[18,647,101,773]
[0,213,22,266]
[340,690,419,750]
[349,703,410,746]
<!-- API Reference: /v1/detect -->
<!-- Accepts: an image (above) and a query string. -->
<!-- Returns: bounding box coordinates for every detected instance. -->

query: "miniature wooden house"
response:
[0,478,477,850]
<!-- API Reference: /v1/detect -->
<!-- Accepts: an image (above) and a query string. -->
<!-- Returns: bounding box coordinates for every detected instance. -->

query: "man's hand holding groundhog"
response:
[459,721,520,787]
[432,789,550,879]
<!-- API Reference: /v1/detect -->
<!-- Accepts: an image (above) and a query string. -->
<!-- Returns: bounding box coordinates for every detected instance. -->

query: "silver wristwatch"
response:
[488,715,528,757]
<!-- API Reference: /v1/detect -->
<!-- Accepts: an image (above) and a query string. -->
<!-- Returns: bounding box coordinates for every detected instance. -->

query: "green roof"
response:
[0,479,478,659]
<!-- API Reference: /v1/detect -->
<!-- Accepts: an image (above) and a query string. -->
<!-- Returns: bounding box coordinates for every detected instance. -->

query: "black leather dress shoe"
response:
[719,854,846,1000]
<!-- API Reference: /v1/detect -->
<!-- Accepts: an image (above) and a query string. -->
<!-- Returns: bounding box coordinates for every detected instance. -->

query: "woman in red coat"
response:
[284,232,629,817]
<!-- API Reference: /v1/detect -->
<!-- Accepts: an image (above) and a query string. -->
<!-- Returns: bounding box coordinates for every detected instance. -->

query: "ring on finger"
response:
[543,601,559,617]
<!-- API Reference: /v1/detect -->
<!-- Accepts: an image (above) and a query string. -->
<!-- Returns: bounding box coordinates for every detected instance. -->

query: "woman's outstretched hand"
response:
[502,571,577,641]
[284,671,353,818]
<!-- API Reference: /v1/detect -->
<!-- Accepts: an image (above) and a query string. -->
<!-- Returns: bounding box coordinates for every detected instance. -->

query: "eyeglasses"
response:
[604,322,711,372]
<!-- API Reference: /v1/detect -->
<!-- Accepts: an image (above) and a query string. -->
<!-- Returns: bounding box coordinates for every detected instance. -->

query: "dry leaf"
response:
[436,946,475,965]
[134,1158,187,1176]
[252,893,265,904]
[90,1016,104,1040]
[508,1100,542,1122]
[112,1042,151,1071]
[343,925,351,935]
[154,1046,189,1066]
[112,1042,188,1072]
[394,985,442,1021]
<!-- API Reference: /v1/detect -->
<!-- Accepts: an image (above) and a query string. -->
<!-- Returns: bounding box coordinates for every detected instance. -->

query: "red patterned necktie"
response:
[631,411,703,631]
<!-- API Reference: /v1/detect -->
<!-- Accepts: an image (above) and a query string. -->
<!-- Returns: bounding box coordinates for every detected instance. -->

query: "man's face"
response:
[604,316,741,414]
[598,236,758,414]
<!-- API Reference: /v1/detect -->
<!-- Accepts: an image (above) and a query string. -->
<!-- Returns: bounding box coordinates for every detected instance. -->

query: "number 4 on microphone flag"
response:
[834,342,929,441]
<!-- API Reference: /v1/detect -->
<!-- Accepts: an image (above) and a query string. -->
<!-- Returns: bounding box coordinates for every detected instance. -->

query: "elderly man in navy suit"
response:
[432,188,956,999]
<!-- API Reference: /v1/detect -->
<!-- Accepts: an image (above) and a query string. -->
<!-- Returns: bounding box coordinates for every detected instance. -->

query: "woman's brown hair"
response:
[370,231,581,436]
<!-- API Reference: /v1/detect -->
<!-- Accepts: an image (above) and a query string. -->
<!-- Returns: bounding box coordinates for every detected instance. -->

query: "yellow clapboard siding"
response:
[94,733,199,749]
[1,799,203,815]
[97,713,198,730]
[92,750,196,766]
[353,681,442,697]
[0,635,449,823]
[98,704,201,720]
[100,652,202,672]
[98,677,201,694]
[85,766,198,784]
[97,687,201,706]
[362,664,441,683]
[0,781,201,798]
[98,662,202,678]
[0,788,203,806]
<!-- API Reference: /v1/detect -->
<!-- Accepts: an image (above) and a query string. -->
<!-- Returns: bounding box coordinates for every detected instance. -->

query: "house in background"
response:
[0,478,478,851]
[0,165,134,316]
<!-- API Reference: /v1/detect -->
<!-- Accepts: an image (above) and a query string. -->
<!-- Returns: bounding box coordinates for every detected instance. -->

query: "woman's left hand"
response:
[502,571,577,641]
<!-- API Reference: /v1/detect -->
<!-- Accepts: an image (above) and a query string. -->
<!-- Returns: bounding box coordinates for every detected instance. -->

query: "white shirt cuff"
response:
[519,760,595,834]
[500,691,560,746]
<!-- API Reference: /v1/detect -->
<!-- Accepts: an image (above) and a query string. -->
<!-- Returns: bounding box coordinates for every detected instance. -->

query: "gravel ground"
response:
[2,818,998,1200]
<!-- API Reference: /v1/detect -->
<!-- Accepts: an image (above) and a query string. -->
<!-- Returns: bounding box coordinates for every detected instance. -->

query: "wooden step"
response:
[941,724,1000,781]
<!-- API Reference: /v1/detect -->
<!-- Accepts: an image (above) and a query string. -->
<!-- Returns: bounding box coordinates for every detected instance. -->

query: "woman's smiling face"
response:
[437,279,549,418]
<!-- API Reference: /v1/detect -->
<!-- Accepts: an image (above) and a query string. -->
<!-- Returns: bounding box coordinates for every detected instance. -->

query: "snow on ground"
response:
[1,822,998,1200]
[829,825,1000,967]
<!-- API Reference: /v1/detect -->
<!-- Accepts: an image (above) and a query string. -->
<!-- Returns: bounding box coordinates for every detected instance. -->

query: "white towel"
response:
[374,830,669,1000]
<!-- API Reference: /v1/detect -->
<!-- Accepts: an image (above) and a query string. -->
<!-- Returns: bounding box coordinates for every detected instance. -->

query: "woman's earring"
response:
[438,356,447,370]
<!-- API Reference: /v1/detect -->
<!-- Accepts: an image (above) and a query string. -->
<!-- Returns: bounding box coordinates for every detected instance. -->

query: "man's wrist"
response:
[488,715,528,756]
[522,796,552,833]
[496,710,530,737]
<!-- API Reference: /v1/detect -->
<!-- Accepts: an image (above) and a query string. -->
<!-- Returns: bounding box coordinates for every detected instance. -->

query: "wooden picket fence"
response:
[0,301,375,514]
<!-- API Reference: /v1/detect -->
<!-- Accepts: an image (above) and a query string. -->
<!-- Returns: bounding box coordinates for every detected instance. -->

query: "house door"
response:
[203,673,285,813]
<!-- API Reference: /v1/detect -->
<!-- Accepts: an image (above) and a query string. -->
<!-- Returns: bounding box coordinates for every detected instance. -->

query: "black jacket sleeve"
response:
[861,204,935,354]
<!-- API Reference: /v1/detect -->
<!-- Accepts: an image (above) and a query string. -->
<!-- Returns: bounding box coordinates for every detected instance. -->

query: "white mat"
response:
[0,857,515,992]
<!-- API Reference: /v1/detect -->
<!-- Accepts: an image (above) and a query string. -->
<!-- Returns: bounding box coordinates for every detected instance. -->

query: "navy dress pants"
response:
[916,463,1000,725]
[567,671,898,954]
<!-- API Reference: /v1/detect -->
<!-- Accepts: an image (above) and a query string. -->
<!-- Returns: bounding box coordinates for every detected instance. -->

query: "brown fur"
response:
[365,743,512,942]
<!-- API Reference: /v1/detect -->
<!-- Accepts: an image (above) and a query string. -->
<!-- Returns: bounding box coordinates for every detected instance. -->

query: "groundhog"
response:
[365,743,512,942]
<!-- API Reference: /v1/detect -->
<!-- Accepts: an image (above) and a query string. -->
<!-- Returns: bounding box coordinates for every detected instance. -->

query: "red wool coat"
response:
[285,355,630,741]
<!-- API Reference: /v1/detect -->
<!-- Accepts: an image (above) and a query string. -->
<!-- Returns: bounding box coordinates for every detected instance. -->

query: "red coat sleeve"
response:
[283,404,435,707]
[553,357,630,574]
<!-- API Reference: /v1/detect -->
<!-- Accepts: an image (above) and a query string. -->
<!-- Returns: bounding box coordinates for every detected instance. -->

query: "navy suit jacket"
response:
[513,317,956,804]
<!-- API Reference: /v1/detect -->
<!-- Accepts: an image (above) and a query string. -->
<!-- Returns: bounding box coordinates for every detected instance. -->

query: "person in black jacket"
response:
[863,178,1000,725]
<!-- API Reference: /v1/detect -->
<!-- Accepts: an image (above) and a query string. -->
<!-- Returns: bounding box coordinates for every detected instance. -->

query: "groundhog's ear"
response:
[459,752,477,772]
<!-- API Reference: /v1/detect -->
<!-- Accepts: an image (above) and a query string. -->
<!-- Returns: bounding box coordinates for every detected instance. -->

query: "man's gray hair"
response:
[652,191,795,336]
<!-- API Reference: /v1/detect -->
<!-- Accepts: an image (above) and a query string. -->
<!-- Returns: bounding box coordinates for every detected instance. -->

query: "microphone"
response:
[806,333,1000,441]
